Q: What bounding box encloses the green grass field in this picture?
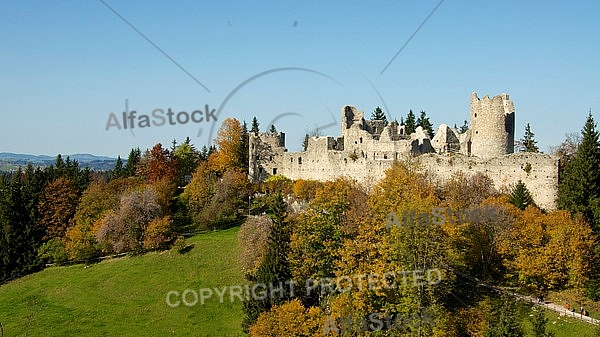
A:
[0,227,245,337]
[521,307,598,336]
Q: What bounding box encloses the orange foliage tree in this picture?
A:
[38,177,80,240]
[147,143,177,183]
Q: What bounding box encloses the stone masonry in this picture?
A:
[248,93,559,210]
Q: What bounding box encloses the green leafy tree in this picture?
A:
[251,116,260,135]
[267,124,277,136]
[519,123,539,152]
[173,140,199,185]
[509,180,535,210]
[558,113,600,231]
[416,110,434,138]
[371,106,388,125]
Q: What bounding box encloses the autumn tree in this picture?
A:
[248,299,325,337]
[38,177,80,240]
[440,171,497,209]
[289,179,355,299]
[331,163,454,334]
[194,168,248,229]
[180,161,216,219]
[498,207,595,291]
[292,179,323,201]
[208,118,244,174]
[147,143,178,183]
[96,186,163,253]
[238,215,272,275]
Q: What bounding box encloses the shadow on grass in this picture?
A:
[179,244,195,254]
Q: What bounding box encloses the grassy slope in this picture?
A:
[0,227,245,337]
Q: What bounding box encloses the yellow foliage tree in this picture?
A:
[331,163,454,335]
[499,205,595,291]
[248,299,325,337]
[208,118,244,174]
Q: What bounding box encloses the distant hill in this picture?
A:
[0,152,117,172]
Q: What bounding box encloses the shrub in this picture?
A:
[172,235,187,253]
[238,216,272,275]
[38,239,68,264]
[143,216,174,251]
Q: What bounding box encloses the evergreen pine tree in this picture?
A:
[208,145,217,156]
[124,148,141,177]
[242,193,292,332]
[520,123,539,152]
[237,121,250,173]
[509,180,534,210]
[416,110,434,138]
[530,309,555,337]
[200,145,209,161]
[268,124,277,136]
[459,120,469,134]
[371,106,388,125]
[251,117,260,135]
[113,156,123,179]
[302,134,309,151]
[558,112,600,230]
[405,110,417,134]
[486,294,523,337]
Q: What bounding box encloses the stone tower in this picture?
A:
[469,92,515,159]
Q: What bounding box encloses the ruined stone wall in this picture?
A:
[249,132,287,182]
[417,152,559,210]
[470,93,515,159]
[248,93,559,210]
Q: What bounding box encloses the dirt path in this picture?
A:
[448,265,600,325]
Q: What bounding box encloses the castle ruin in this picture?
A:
[249,92,559,210]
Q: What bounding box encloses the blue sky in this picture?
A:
[1,0,598,157]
